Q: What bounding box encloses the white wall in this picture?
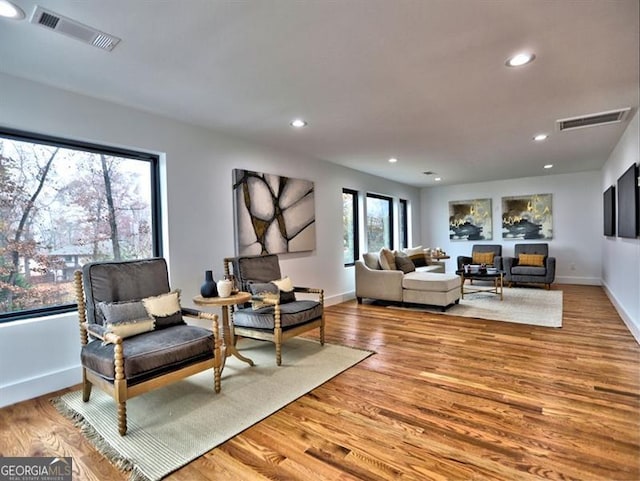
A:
[601,111,640,342]
[420,170,602,285]
[0,73,421,407]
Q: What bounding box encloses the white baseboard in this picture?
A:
[0,365,81,408]
[602,282,640,345]
[325,291,356,306]
[555,276,601,285]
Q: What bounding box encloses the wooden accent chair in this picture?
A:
[223,254,324,366]
[74,258,222,435]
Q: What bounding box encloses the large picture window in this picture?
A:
[342,189,359,266]
[366,193,393,252]
[399,198,408,250]
[0,128,161,322]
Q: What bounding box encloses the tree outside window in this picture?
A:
[366,193,393,252]
[0,130,159,321]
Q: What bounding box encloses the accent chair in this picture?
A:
[75,258,222,435]
[503,243,556,289]
[457,244,503,271]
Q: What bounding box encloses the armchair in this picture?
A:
[223,254,324,366]
[457,244,503,271]
[503,243,555,289]
[75,258,222,435]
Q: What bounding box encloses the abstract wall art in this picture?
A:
[233,169,316,255]
[616,163,639,238]
[501,193,553,239]
[449,198,493,241]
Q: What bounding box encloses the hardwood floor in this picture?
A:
[1,284,638,480]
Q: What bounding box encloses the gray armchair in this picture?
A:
[223,254,324,366]
[457,244,503,271]
[503,243,556,289]
[75,258,222,435]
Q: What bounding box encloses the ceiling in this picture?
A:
[1,0,638,187]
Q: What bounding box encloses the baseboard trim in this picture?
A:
[602,281,640,345]
[325,291,356,306]
[0,365,81,408]
[555,276,601,285]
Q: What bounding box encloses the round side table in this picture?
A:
[193,292,254,368]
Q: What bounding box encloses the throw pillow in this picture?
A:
[271,276,296,303]
[394,254,416,273]
[98,299,148,325]
[472,251,495,265]
[105,318,155,340]
[402,245,426,267]
[379,247,397,270]
[518,253,545,267]
[248,281,294,308]
[142,290,184,328]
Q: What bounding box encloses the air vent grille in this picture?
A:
[38,11,59,29]
[30,6,121,51]
[557,108,631,132]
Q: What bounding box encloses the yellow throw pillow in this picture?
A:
[472,251,494,265]
[518,253,545,267]
[379,247,397,270]
[105,318,155,340]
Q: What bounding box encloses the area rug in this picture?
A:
[387,287,562,327]
[53,338,372,481]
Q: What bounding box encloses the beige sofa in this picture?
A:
[355,251,461,310]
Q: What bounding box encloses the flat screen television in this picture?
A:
[603,185,615,236]
[617,163,639,238]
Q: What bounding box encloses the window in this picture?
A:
[0,128,161,322]
[342,189,359,266]
[399,198,408,250]
[366,193,393,251]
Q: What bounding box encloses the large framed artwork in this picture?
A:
[233,169,316,255]
[617,163,639,238]
[603,185,616,237]
[502,193,553,240]
[449,198,493,241]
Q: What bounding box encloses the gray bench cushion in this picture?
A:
[81,325,214,383]
[233,300,323,329]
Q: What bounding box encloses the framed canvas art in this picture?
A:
[233,169,316,255]
[603,185,616,237]
[617,163,638,238]
[449,198,493,241]
[502,193,553,239]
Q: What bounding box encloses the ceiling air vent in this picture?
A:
[556,108,631,132]
[30,6,121,51]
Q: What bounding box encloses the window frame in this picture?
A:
[0,127,162,323]
[342,188,360,267]
[365,192,394,251]
[399,198,408,250]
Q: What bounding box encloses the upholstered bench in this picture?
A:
[402,272,461,311]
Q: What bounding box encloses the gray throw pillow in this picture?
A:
[98,300,148,324]
[248,281,296,304]
[395,254,416,273]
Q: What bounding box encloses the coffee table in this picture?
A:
[456,269,504,301]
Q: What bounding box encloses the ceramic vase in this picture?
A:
[200,270,218,298]
[217,278,233,298]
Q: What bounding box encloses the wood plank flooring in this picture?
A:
[1,284,638,480]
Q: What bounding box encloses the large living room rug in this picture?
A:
[53,338,372,481]
[387,287,562,328]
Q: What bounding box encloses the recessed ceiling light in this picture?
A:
[533,134,549,141]
[290,119,307,128]
[434,177,442,182]
[544,164,553,169]
[388,157,398,163]
[505,52,536,67]
[0,0,25,19]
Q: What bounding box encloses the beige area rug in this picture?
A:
[54,338,372,481]
[387,287,562,328]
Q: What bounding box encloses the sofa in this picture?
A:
[355,249,461,310]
